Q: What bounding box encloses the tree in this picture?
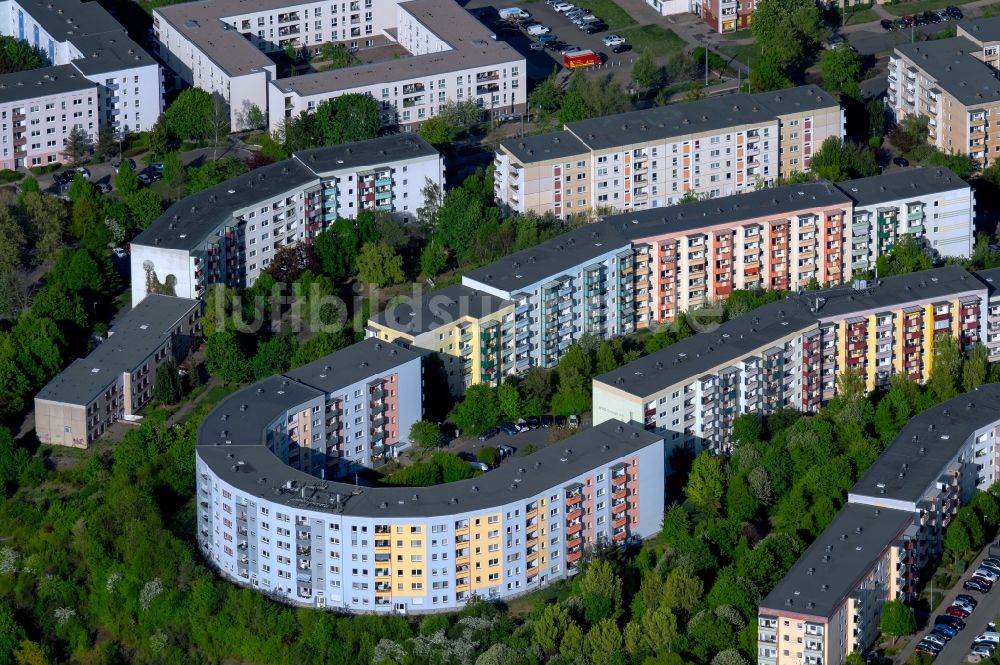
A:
[558,88,592,123]
[964,343,988,393]
[313,217,361,282]
[750,0,826,71]
[595,341,619,374]
[146,115,170,157]
[584,619,622,665]
[578,558,622,623]
[0,36,45,73]
[250,335,295,380]
[289,329,354,367]
[162,151,186,198]
[475,643,524,665]
[420,241,448,277]
[928,333,962,403]
[0,602,25,665]
[438,101,482,133]
[662,566,704,616]
[318,42,351,68]
[313,94,381,146]
[125,190,163,230]
[972,491,1000,529]
[809,137,878,181]
[875,234,932,277]
[0,207,25,276]
[498,380,523,420]
[209,93,231,156]
[409,420,442,449]
[477,447,500,467]
[867,99,886,140]
[357,241,404,286]
[241,103,266,131]
[632,50,662,90]
[686,453,725,516]
[153,358,184,404]
[533,604,571,655]
[114,159,139,197]
[449,384,500,436]
[880,600,917,641]
[560,622,585,663]
[819,46,862,100]
[416,178,444,229]
[186,158,249,195]
[63,126,91,164]
[836,368,865,405]
[95,125,117,160]
[165,87,215,141]
[529,71,564,113]
[417,117,456,146]
[205,329,252,384]
[749,51,792,93]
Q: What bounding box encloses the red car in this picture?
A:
[946,605,971,619]
[902,14,915,25]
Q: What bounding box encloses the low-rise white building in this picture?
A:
[129,134,443,306]
[153,0,525,131]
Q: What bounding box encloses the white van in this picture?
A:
[977,632,1000,644]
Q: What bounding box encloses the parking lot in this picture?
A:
[465,1,640,82]
[895,544,1000,664]
[426,413,594,466]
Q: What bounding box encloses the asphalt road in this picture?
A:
[895,546,1000,665]
[844,15,967,56]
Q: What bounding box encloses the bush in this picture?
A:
[477,447,500,467]
[0,169,23,182]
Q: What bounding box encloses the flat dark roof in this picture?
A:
[133,136,441,252]
[563,86,837,151]
[35,295,199,405]
[499,131,590,164]
[0,65,94,104]
[603,181,851,241]
[283,338,422,394]
[70,32,157,74]
[197,418,661,518]
[370,284,510,335]
[132,159,315,251]
[851,383,1000,504]
[17,0,123,41]
[896,37,1000,107]
[596,266,985,397]
[837,167,968,207]
[760,503,914,619]
[294,134,438,173]
[462,223,631,294]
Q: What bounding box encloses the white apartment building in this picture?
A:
[129,134,443,306]
[494,85,844,218]
[0,65,96,169]
[0,0,162,134]
[153,0,526,131]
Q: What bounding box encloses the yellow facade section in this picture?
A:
[470,513,502,591]
[390,523,428,597]
[865,314,877,391]
[950,299,960,340]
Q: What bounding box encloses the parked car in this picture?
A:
[972,641,997,654]
[525,416,541,429]
[568,414,580,428]
[582,22,607,33]
[149,162,165,173]
[937,615,966,631]
[603,34,624,46]
[553,2,575,11]
[965,578,991,592]
[112,247,127,258]
[147,170,162,182]
[913,12,928,25]
[469,461,490,472]
[923,633,947,647]
[112,158,135,173]
[975,568,999,582]
[541,415,553,427]
[545,41,566,50]
[498,444,516,458]
[96,182,111,194]
[934,624,958,639]
[611,43,631,53]
[977,632,1000,645]
[526,23,551,35]
[916,640,942,655]
[947,5,963,19]
[926,10,942,23]
[137,172,151,185]
[479,427,498,441]
[956,594,979,608]
[893,157,909,167]
[953,598,976,612]
[530,42,544,50]
[948,605,972,618]
[499,422,520,436]
[538,34,557,42]
[880,18,895,30]
[75,166,90,179]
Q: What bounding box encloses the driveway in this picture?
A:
[894,546,1000,665]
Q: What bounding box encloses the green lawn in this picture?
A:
[720,42,763,67]
[841,5,881,24]
[576,0,637,30]
[618,25,685,57]
[884,0,975,16]
[984,1,1000,16]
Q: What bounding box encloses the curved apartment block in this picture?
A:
[196,340,665,612]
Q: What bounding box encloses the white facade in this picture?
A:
[130,135,443,306]
[0,0,162,133]
[154,0,525,131]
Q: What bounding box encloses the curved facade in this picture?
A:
[196,342,665,612]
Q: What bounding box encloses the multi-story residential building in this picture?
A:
[366,284,513,395]
[888,16,1000,166]
[839,167,975,266]
[153,0,525,131]
[979,268,1000,360]
[197,404,664,611]
[593,266,990,453]
[0,65,97,170]
[494,85,844,218]
[34,295,200,448]
[219,338,423,475]
[462,223,636,371]
[0,0,162,135]
[129,134,442,306]
[759,383,1000,665]
[603,181,854,326]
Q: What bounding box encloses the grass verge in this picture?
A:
[720,42,763,67]
[841,6,880,24]
[618,24,685,57]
